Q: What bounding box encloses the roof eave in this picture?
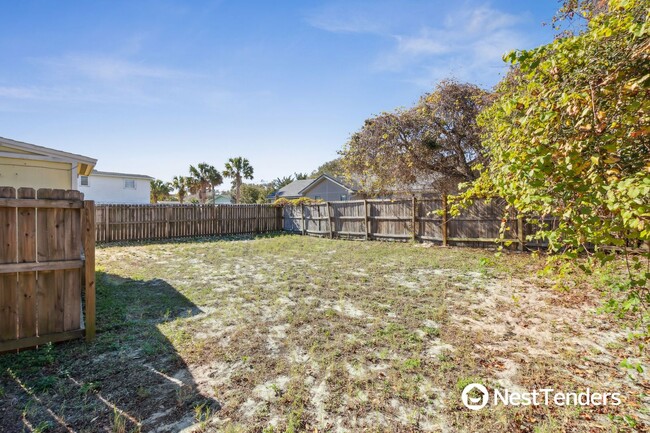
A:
[91,170,154,180]
[0,136,97,165]
[298,174,356,194]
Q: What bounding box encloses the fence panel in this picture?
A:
[287,197,529,249]
[369,199,412,240]
[331,201,365,238]
[419,199,445,243]
[283,206,302,232]
[446,198,518,246]
[0,187,95,352]
[303,204,328,235]
[96,203,282,242]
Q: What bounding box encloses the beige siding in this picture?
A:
[0,156,73,190]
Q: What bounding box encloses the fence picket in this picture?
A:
[17,188,37,339]
[282,197,526,248]
[0,187,17,342]
[93,204,283,242]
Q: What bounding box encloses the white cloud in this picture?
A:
[469,29,524,65]
[0,85,84,102]
[462,6,523,33]
[0,53,246,111]
[0,83,160,105]
[0,53,204,108]
[37,54,192,82]
[306,12,385,34]
[0,86,41,100]
[396,34,450,56]
[380,6,528,79]
[308,1,531,87]
[304,1,398,34]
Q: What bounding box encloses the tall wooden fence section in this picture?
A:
[283,198,548,250]
[95,204,283,243]
[0,187,95,352]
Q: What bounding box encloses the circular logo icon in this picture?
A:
[462,383,489,410]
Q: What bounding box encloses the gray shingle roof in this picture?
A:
[273,179,314,198]
[268,175,359,199]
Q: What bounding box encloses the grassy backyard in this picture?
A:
[1,234,648,432]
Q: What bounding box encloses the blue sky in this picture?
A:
[0,0,559,183]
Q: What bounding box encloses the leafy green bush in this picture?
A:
[458,0,649,337]
[272,197,323,207]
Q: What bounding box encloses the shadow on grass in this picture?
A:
[0,271,219,432]
[96,231,291,249]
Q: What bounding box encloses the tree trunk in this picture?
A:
[235,175,242,204]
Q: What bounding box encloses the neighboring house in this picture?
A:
[268,174,359,202]
[0,136,96,190]
[214,194,233,204]
[181,192,232,204]
[79,170,154,204]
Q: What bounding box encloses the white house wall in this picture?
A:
[79,175,151,204]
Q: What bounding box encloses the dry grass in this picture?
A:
[1,234,648,432]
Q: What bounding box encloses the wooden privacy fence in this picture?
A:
[95,204,283,242]
[0,187,95,352]
[283,198,552,250]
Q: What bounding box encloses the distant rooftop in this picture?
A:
[91,170,154,180]
[269,174,358,199]
[272,179,314,198]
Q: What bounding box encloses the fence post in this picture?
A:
[315,204,321,234]
[256,204,261,233]
[364,199,369,240]
[326,202,333,239]
[442,194,448,247]
[214,205,219,235]
[166,206,172,238]
[104,205,110,242]
[83,200,96,342]
[411,196,417,241]
[194,206,199,237]
[517,215,525,252]
[301,204,306,236]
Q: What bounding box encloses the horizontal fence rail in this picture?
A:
[95,203,283,242]
[283,198,556,250]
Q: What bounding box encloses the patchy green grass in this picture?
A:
[1,234,648,432]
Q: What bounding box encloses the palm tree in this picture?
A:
[171,176,189,204]
[272,176,293,191]
[188,163,223,204]
[223,157,254,204]
[150,179,171,204]
[294,172,309,180]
